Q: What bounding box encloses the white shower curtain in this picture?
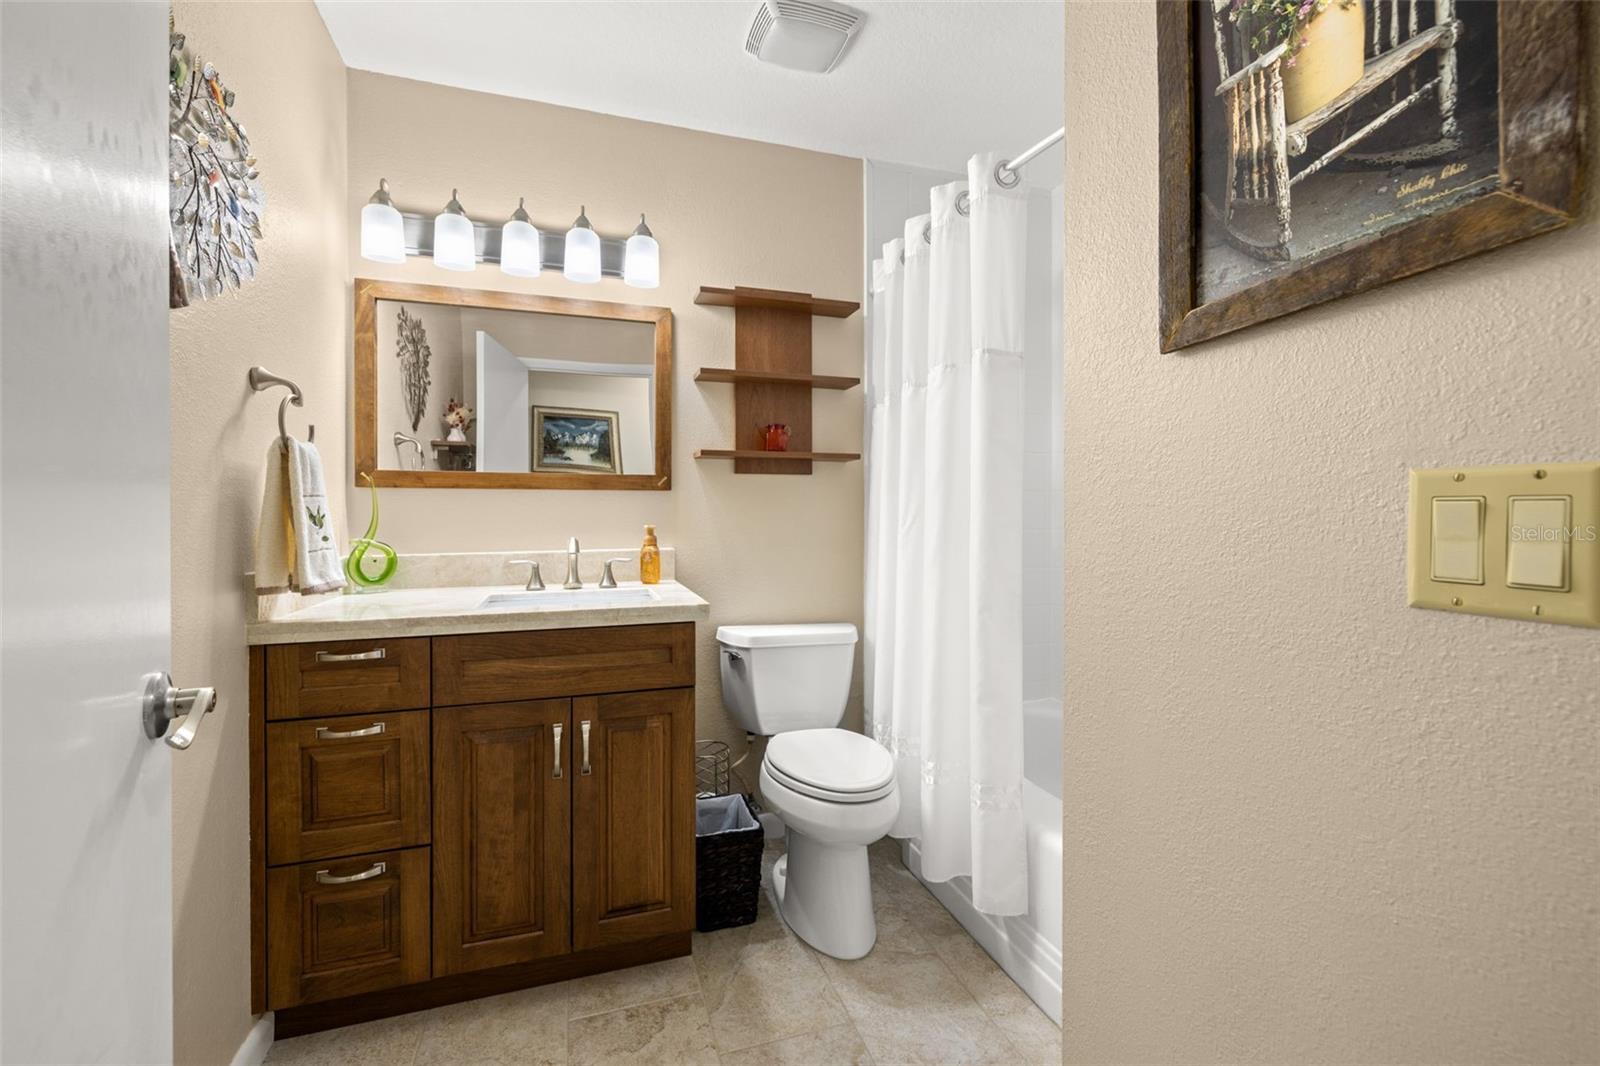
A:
[865,153,1029,916]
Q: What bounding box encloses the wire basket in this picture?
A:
[696,739,731,798]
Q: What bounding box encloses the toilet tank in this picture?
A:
[716,623,858,735]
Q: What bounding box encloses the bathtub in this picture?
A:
[900,697,1062,1023]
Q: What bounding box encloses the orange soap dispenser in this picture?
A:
[639,524,661,585]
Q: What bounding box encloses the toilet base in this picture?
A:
[773,830,877,959]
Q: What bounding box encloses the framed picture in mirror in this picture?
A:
[353,279,672,490]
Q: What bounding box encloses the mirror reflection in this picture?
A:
[375,299,657,476]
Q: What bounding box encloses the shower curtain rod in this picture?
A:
[997,126,1065,184]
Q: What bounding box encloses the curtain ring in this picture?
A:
[955,190,970,217]
[922,222,932,245]
[994,159,1021,189]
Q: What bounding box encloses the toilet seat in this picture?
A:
[763,728,895,804]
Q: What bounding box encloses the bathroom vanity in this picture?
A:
[246,571,709,1035]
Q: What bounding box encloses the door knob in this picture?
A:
[142,673,217,749]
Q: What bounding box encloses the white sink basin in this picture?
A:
[476,587,658,611]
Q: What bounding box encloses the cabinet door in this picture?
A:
[573,689,696,950]
[433,699,571,975]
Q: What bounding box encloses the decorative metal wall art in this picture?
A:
[169,25,263,307]
[394,306,432,432]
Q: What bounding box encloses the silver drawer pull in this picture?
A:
[580,720,592,776]
[315,648,387,663]
[314,861,386,885]
[315,722,386,740]
[552,722,564,779]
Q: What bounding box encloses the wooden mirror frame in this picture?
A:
[354,279,672,490]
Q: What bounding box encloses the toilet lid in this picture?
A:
[764,729,895,799]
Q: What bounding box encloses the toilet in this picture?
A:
[717,623,898,960]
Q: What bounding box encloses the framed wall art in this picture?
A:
[1158,0,1585,351]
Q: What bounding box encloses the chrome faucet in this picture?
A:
[563,537,583,589]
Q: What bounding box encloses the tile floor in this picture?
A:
[266,839,1061,1065]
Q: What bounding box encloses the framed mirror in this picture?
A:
[354,279,672,490]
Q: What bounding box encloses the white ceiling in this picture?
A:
[314,1,1064,185]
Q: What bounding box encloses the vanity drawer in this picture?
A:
[267,847,430,1010]
[266,637,429,720]
[266,710,430,865]
[433,623,695,706]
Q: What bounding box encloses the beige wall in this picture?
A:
[1063,4,1599,1064]
[167,2,348,1062]
[347,72,867,745]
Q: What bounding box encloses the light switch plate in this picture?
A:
[1408,462,1600,628]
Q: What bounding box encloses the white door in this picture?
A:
[476,331,531,471]
[1,2,177,1062]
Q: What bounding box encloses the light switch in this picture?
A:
[1430,496,1484,584]
[1506,495,1571,591]
[1410,463,1598,628]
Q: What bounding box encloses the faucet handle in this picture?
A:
[509,559,545,591]
[599,558,630,589]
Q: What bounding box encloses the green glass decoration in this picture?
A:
[345,473,397,589]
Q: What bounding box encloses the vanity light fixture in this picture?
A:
[500,198,542,278]
[357,182,657,283]
[359,179,405,264]
[563,205,602,284]
[623,214,660,289]
[432,189,476,271]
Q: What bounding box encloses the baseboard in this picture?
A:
[902,839,1063,1025]
[274,931,691,1038]
[229,1014,273,1066]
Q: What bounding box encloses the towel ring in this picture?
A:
[248,366,314,449]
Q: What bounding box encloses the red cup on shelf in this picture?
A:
[760,423,791,452]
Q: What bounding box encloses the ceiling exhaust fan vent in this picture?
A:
[745,0,864,74]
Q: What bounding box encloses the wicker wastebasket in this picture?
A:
[694,793,764,932]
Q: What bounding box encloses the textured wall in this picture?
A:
[1063,4,1600,1063]
[346,72,866,745]
[167,2,349,1062]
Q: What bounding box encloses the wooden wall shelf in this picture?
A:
[694,286,860,319]
[694,449,860,463]
[695,284,861,475]
[694,367,859,390]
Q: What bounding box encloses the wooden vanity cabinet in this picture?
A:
[251,622,697,1034]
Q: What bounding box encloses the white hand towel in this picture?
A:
[285,438,346,595]
[254,442,292,594]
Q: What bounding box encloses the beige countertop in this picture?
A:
[246,579,709,645]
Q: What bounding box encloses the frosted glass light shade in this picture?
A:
[564,225,602,283]
[500,219,542,277]
[623,233,659,289]
[433,211,476,271]
[360,201,406,264]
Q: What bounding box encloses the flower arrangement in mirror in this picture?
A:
[168,19,263,306]
[443,399,475,443]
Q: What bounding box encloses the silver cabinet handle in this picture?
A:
[315,722,386,740]
[552,722,564,779]
[315,648,387,663]
[580,720,592,776]
[141,673,217,750]
[314,861,386,885]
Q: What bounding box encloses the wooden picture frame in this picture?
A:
[531,406,621,475]
[1158,0,1585,352]
[354,279,672,490]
